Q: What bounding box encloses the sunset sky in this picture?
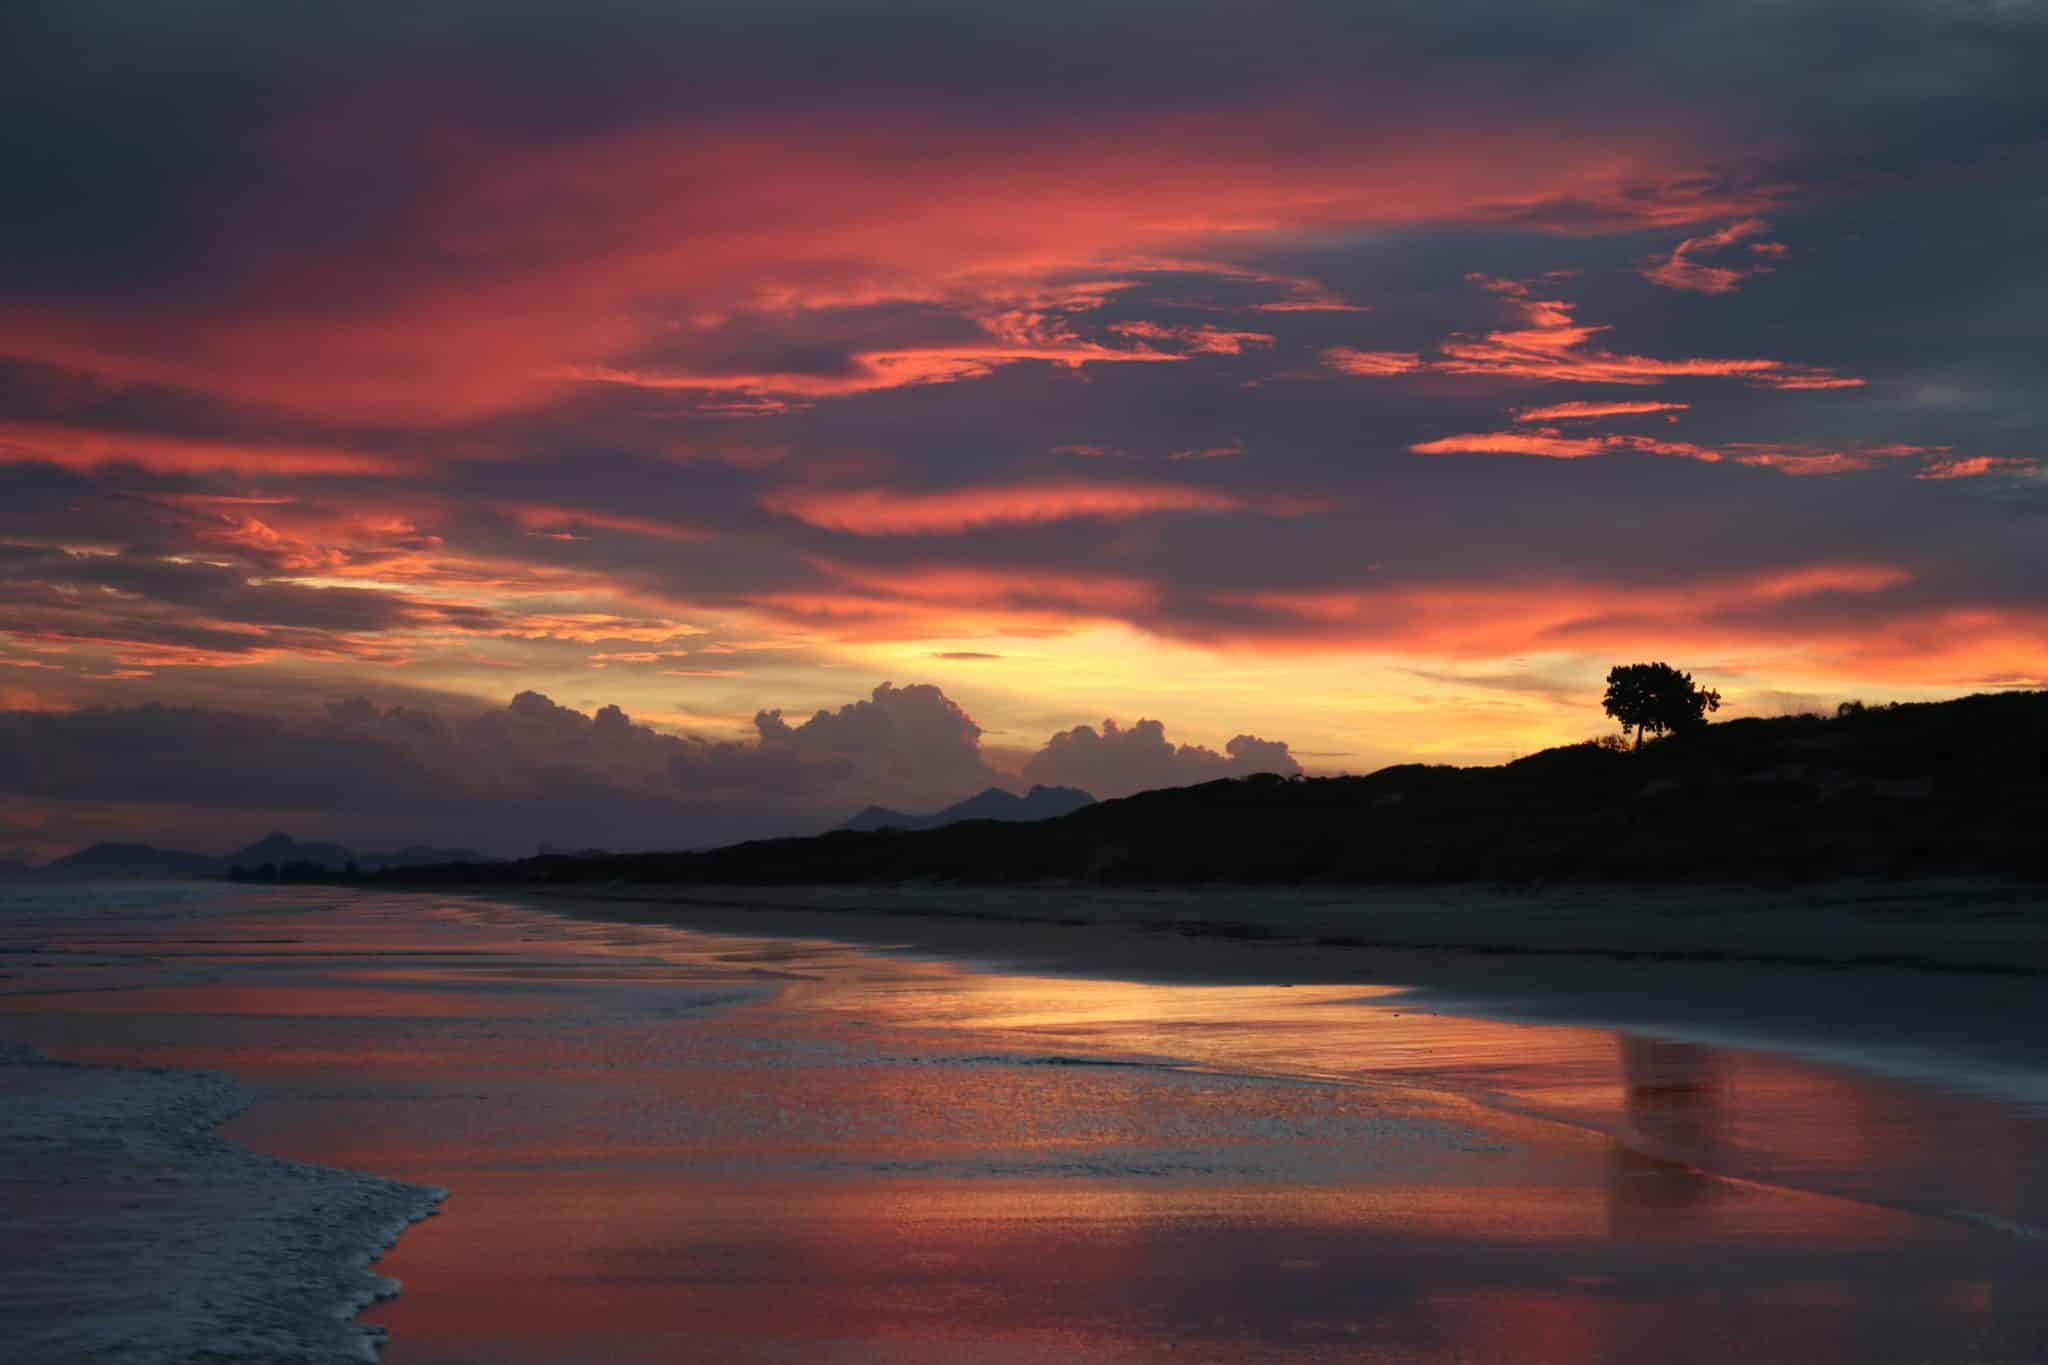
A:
[2,2,2044,859]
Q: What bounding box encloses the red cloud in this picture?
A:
[0,420,404,477]
[0,106,1775,424]
[1640,218,1786,294]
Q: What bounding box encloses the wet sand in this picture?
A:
[4,883,2046,1363]
[509,879,2048,1108]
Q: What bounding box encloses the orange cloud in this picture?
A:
[759,481,1247,534]
[1192,563,2048,683]
[1640,218,1786,294]
[1412,429,1963,477]
[1435,294,1855,388]
[1514,401,1689,422]
[567,338,1183,402]
[493,614,706,644]
[1333,279,1859,391]
[1410,430,1720,461]
[1914,455,2040,480]
[1724,443,1935,476]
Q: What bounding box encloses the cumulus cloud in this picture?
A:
[0,691,852,860]
[755,682,1000,810]
[1,683,1306,859]
[1021,717,1302,799]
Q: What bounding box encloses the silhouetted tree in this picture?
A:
[1603,662,1721,749]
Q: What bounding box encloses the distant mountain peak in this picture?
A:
[838,784,1094,834]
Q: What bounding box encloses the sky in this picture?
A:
[1,1,2044,860]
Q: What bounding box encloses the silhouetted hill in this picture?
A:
[37,843,221,880]
[224,832,355,873]
[357,845,484,872]
[0,859,35,879]
[32,832,484,881]
[840,785,1095,833]
[374,691,2048,888]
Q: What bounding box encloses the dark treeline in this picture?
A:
[372,691,2048,888]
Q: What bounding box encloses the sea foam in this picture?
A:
[1,1042,445,1364]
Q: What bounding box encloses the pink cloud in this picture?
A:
[1322,348,1425,375]
[759,481,1248,535]
[1640,218,1786,294]
[1107,322,1276,355]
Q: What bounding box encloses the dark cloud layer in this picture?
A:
[0,685,1302,861]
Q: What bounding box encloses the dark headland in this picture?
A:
[378,690,2048,889]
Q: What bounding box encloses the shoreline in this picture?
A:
[0,1042,444,1365]
[485,878,2048,1111]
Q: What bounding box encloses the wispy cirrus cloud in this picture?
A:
[1914,455,2040,480]
[1106,322,1276,355]
[1322,348,1427,376]
[1640,218,1788,294]
[1410,430,1720,461]
[1412,429,1967,478]
[1324,275,1858,390]
[1514,400,1690,422]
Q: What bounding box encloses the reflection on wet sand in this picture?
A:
[1,888,2043,1364]
[1606,1038,1728,1236]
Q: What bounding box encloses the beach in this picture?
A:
[517,878,2048,1106]
[3,879,2045,1362]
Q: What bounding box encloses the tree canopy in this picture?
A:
[1603,662,1721,749]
